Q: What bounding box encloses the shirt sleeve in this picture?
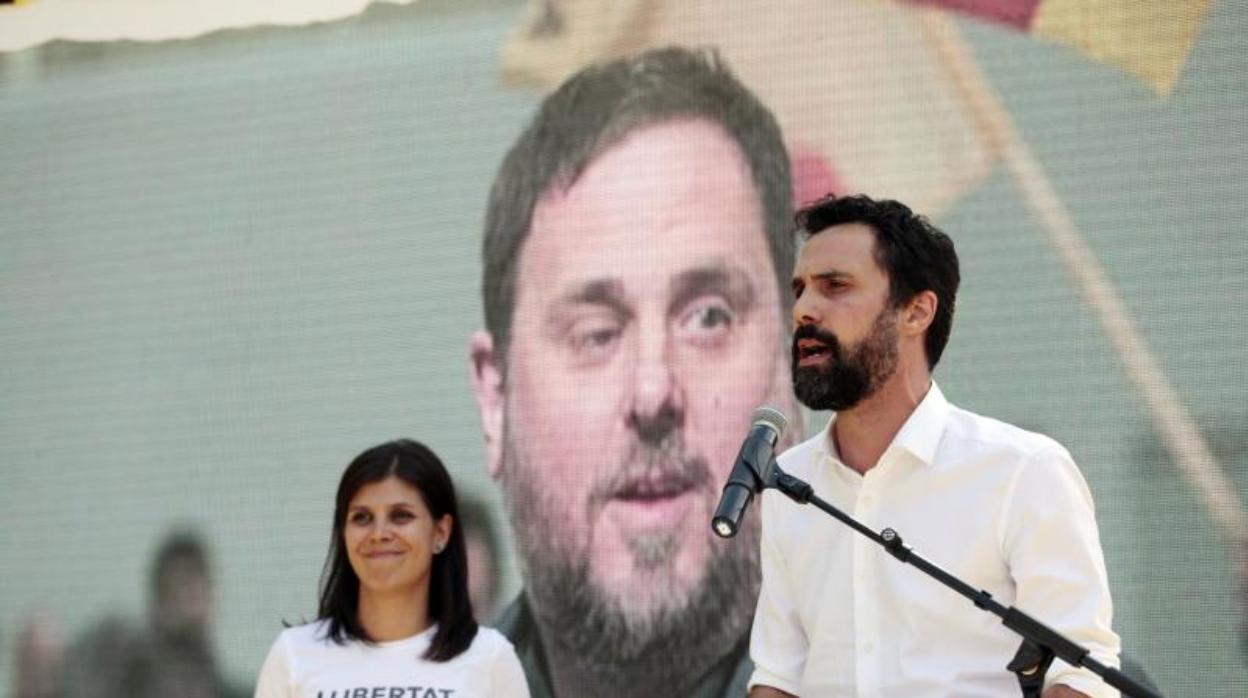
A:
[748,490,808,695]
[253,632,295,698]
[489,632,533,698]
[1000,446,1122,698]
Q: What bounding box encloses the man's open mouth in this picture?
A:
[797,338,832,361]
[614,474,696,502]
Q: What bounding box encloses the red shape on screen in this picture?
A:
[791,147,848,209]
[904,0,1041,30]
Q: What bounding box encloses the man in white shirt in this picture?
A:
[749,194,1121,697]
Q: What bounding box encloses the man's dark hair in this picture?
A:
[482,46,794,370]
[318,439,477,661]
[796,193,960,369]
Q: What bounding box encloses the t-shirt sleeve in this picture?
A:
[253,632,295,698]
[488,632,532,698]
[1000,446,1122,698]
[748,490,808,695]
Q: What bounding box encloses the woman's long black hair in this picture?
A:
[317,439,478,661]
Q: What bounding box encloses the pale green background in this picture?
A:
[2,1,1246,695]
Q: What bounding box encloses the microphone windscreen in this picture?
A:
[751,405,789,439]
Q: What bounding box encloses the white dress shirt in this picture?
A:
[749,383,1120,697]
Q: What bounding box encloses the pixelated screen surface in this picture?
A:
[2,1,1245,695]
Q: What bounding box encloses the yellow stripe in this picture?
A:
[1033,0,1212,95]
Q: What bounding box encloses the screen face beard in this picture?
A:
[497,433,761,696]
[791,308,900,412]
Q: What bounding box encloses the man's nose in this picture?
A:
[627,326,685,445]
[793,288,820,327]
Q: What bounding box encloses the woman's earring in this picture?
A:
[433,542,444,554]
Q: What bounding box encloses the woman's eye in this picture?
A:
[349,512,371,525]
[391,510,414,523]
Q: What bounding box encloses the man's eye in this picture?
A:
[568,318,622,356]
[677,300,736,345]
[691,305,733,329]
[821,279,846,294]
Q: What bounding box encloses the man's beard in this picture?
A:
[792,307,900,411]
[498,426,761,694]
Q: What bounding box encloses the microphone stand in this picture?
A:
[755,460,1160,698]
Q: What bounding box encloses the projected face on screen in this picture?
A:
[472,116,794,671]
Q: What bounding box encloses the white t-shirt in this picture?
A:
[749,383,1121,697]
[254,621,530,698]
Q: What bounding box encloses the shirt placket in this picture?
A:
[853,459,886,698]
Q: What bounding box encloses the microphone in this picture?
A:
[712,406,789,538]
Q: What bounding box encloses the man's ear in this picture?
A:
[469,330,506,480]
[902,290,937,337]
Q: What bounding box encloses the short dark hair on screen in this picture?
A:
[481,46,794,370]
[150,530,209,602]
[317,439,477,661]
[796,193,960,369]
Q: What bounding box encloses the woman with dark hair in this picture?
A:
[254,439,528,697]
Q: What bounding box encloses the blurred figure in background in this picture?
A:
[1239,541,1248,661]
[13,612,65,698]
[59,529,246,698]
[459,496,506,622]
[140,530,237,697]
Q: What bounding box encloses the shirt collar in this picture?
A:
[891,381,950,466]
[817,381,950,468]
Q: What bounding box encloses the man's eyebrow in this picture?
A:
[548,278,632,317]
[794,270,851,284]
[668,263,757,314]
[792,270,851,295]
